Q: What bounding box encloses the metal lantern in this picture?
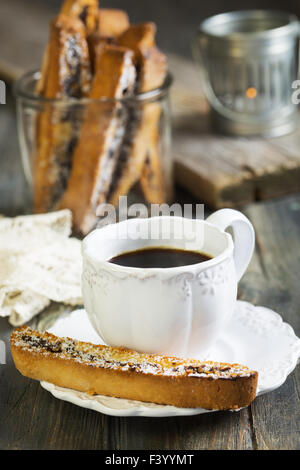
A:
[193,10,300,136]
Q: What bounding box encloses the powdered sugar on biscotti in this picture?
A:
[11,326,256,380]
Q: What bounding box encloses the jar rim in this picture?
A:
[14,70,173,105]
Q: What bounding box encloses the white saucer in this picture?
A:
[40,301,300,417]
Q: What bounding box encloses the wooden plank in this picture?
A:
[173,112,300,208]
[240,195,300,450]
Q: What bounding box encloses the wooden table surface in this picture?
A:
[0,85,300,450]
[0,0,300,451]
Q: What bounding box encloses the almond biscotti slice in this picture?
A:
[57,45,136,235]
[34,15,91,214]
[137,45,170,204]
[10,326,258,410]
[87,35,117,73]
[38,14,91,100]
[97,8,130,37]
[108,23,168,206]
[135,43,169,204]
[88,8,130,71]
[139,109,167,205]
[118,23,167,93]
[60,0,99,32]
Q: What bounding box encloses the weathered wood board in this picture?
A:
[1,1,300,209]
[169,56,300,208]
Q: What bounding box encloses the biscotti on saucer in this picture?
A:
[10,326,258,410]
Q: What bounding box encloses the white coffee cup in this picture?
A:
[82,209,254,357]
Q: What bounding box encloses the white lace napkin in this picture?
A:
[0,210,82,326]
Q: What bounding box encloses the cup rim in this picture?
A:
[14,70,173,105]
[197,9,299,42]
[82,216,234,275]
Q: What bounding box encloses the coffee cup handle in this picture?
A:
[206,209,255,281]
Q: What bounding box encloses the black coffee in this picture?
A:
[109,247,212,269]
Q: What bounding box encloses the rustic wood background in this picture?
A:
[0,0,300,450]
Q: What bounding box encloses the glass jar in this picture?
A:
[15,70,173,234]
